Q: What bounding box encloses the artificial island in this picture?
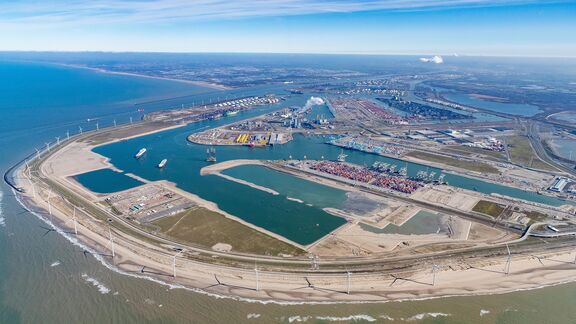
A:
[6,68,576,303]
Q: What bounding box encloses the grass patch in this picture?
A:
[524,210,548,223]
[504,135,558,172]
[504,135,533,166]
[472,200,506,217]
[405,151,500,174]
[443,146,507,161]
[153,207,305,256]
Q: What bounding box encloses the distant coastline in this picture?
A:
[56,63,233,91]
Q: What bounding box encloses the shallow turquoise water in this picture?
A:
[360,210,446,235]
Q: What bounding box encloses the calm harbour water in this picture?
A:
[1,60,576,323]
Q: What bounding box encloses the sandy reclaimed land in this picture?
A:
[16,172,576,303]
[19,130,576,303]
[200,159,266,175]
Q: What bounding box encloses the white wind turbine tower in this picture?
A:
[35,148,40,159]
[72,206,78,235]
[113,119,117,127]
[96,122,99,131]
[432,263,439,286]
[108,226,115,259]
[28,178,36,199]
[254,263,260,292]
[45,142,50,152]
[504,244,512,275]
[173,249,184,278]
[24,161,36,199]
[129,117,133,124]
[55,136,60,146]
[78,126,83,134]
[346,271,351,295]
[66,130,70,140]
[47,189,53,220]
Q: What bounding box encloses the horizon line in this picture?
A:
[1,50,575,59]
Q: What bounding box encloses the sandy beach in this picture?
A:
[15,177,576,303]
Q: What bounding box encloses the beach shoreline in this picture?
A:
[54,63,233,91]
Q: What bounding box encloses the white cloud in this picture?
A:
[0,0,566,27]
[420,55,444,64]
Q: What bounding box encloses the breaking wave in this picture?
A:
[405,312,450,321]
[0,189,5,227]
[316,315,377,322]
[82,273,111,294]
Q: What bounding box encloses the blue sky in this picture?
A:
[0,0,574,56]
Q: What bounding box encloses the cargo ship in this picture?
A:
[134,148,147,159]
[157,159,168,168]
[224,110,239,117]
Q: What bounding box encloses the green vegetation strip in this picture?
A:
[504,135,557,172]
[152,207,305,256]
[524,210,548,223]
[443,146,507,161]
[405,151,500,174]
[473,200,505,217]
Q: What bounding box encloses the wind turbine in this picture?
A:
[505,244,511,275]
[129,117,133,124]
[66,130,70,140]
[26,171,36,198]
[108,226,115,259]
[45,142,50,152]
[255,266,260,292]
[35,148,40,159]
[47,189,53,220]
[432,263,439,286]
[173,249,184,278]
[78,126,83,134]
[96,122,99,131]
[55,136,60,145]
[73,206,78,235]
[346,271,351,295]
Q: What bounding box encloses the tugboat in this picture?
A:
[157,159,168,168]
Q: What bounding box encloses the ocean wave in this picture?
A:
[316,314,377,322]
[405,312,450,321]
[288,315,311,323]
[0,189,5,227]
[246,313,261,319]
[379,315,394,321]
[82,274,111,294]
